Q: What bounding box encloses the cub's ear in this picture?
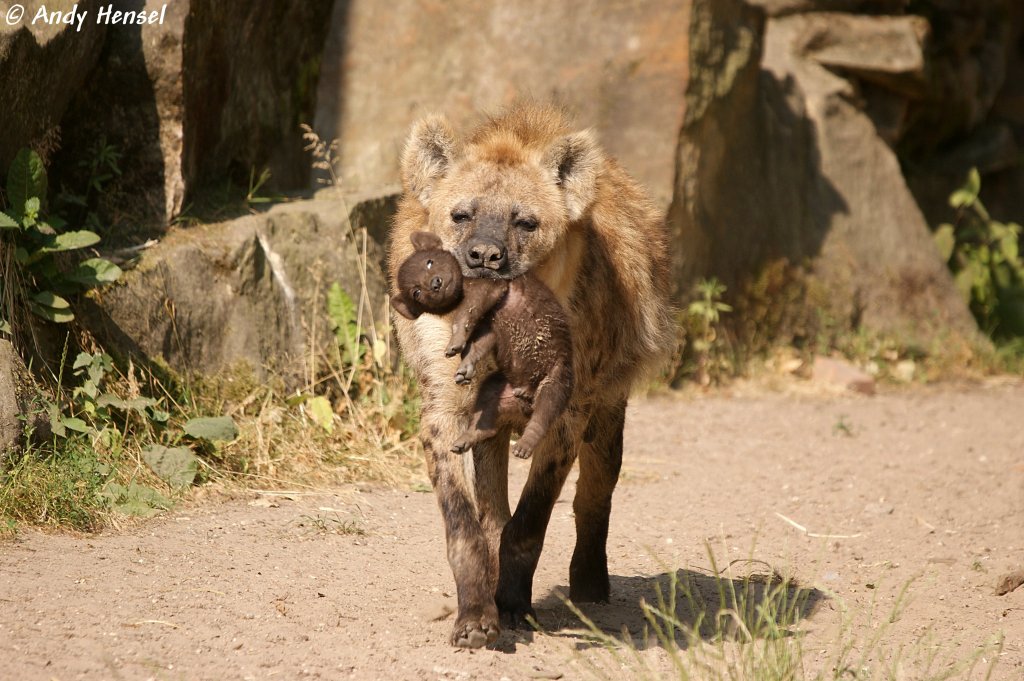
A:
[390,294,422,320]
[401,114,459,205]
[543,130,603,222]
[410,230,444,251]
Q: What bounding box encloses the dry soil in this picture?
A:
[2,383,1023,680]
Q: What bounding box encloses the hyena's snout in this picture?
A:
[465,236,507,271]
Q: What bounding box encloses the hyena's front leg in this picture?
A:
[495,422,577,629]
[420,410,500,648]
[569,399,626,603]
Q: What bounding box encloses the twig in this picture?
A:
[129,619,179,629]
[774,511,862,539]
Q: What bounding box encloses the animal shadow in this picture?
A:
[530,567,826,652]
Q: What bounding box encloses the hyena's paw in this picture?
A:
[498,604,537,631]
[450,610,500,649]
[496,590,537,631]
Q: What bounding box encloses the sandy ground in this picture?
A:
[2,383,1023,680]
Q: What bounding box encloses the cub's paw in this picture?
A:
[444,338,466,358]
[450,613,500,649]
[512,386,533,401]
[454,362,476,385]
[510,442,533,460]
[451,436,472,454]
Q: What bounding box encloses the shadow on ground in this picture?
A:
[507,568,825,653]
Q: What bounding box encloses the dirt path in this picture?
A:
[3,384,1024,680]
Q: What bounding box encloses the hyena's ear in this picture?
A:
[410,231,444,251]
[543,130,603,222]
[401,115,459,205]
[390,294,423,320]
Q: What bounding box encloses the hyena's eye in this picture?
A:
[515,217,538,232]
[412,289,422,301]
[451,210,472,224]
[426,259,433,269]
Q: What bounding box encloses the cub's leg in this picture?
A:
[451,373,507,453]
[510,361,572,460]
[454,324,497,385]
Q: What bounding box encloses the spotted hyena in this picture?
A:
[387,103,674,648]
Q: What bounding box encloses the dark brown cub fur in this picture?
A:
[391,231,574,460]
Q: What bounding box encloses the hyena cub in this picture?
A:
[391,231,573,460]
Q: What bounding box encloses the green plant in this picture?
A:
[687,278,733,386]
[245,166,274,207]
[934,168,1024,339]
[0,148,122,328]
[558,548,1002,681]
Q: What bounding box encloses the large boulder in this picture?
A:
[669,0,980,347]
[53,0,336,231]
[313,0,691,207]
[83,200,388,385]
[0,0,106,172]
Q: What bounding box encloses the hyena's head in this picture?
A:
[400,106,603,280]
[391,231,465,320]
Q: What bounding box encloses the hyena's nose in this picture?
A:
[430,276,442,291]
[466,237,507,271]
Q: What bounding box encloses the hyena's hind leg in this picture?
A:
[510,361,572,460]
[569,399,626,603]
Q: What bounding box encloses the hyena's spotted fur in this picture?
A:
[388,103,674,648]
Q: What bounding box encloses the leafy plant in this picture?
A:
[0,148,122,326]
[327,282,364,367]
[934,168,1024,338]
[687,278,733,386]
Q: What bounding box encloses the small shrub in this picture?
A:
[934,168,1024,340]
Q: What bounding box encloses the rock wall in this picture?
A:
[50,0,336,231]
[0,0,107,171]
[313,0,691,208]
[669,0,983,347]
[82,199,388,385]
[4,0,1021,393]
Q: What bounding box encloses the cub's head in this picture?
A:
[400,105,603,280]
[391,231,464,320]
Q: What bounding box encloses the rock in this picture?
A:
[800,13,929,98]
[669,3,981,349]
[54,0,335,230]
[747,0,909,16]
[0,340,48,456]
[182,1,336,192]
[312,0,691,208]
[82,200,388,386]
[812,356,876,395]
[995,569,1024,596]
[0,0,106,172]
[315,186,402,256]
